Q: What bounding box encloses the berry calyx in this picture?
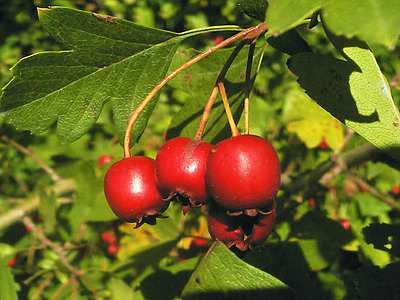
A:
[104,156,168,225]
[206,135,280,211]
[98,154,113,167]
[155,137,212,211]
[101,230,117,245]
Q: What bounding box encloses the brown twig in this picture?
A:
[22,216,84,277]
[347,174,400,211]
[217,81,240,136]
[1,134,61,182]
[123,23,268,157]
[31,273,55,300]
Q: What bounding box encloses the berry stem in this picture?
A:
[244,42,256,135]
[218,81,240,137]
[194,41,246,140]
[123,23,267,157]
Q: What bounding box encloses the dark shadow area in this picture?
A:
[140,269,193,300]
[183,288,296,300]
[363,222,400,257]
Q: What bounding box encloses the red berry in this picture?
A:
[101,231,117,245]
[104,156,168,225]
[245,209,276,246]
[391,185,400,195]
[189,237,210,250]
[339,218,351,231]
[206,135,280,210]
[98,155,113,167]
[213,35,224,45]
[107,243,118,255]
[25,224,33,233]
[207,207,247,250]
[308,198,317,208]
[7,257,16,267]
[207,205,276,251]
[155,137,212,209]
[319,138,329,150]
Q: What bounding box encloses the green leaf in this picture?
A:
[109,278,134,300]
[68,161,116,230]
[0,7,240,144]
[322,0,400,48]
[354,194,391,217]
[167,42,265,142]
[266,0,321,35]
[182,242,294,299]
[38,190,57,234]
[0,260,18,300]
[288,33,400,162]
[237,0,268,21]
[267,29,311,55]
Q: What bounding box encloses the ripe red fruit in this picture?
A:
[7,257,16,267]
[339,218,351,231]
[207,205,276,251]
[107,243,118,255]
[245,209,276,246]
[213,35,224,45]
[155,137,212,210]
[308,198,317,208]
[207,208,247,250]
[189,237,210,251]
[206,135,280,211]
[104,156,168,225]
[101,230,117,245]
[391,185,400,195]
[98,154,113,167]
[319,138,329,150]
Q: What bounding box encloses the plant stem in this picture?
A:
[244,42,256,135]
[123,23,267,157]
[194,41,246,140]
[218,81,240,137]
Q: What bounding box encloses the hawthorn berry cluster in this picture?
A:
[104,134,280,251]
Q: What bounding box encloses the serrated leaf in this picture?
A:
[167,42,265,142]
[283,88,344,149]
[182,242,294,299]
[288,34,400,161]
[0,260,18,300]
[0,7,240,144]
[266,0,321,35]
[237,0,267,21]
[322,0,400,48]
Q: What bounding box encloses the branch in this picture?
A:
[1,134,61,182]
[282,143,385,194]
[23,216,84,277]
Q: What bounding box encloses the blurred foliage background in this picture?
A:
[0,1,400,299]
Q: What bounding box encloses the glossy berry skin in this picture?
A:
[7,257,17,267]
[339,218,351,231]
[104,156,167,224]
[107,244,118,255]
[245,208,276,246]
[207,208,247,250]
[98,154,113,167]
[155,137,212,208]
[206,135,280,210]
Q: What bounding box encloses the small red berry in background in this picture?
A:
[7,257,16,267]
[25,224,33,233]
[339,218,351,231]
[308,198,317,208]
[107,244,118,256]
[319,137,329,150]
[189,237,210,251]
[98,155,113,167]
[391,185,400,195]
[101,230,117,245]
[212,35,224,45]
